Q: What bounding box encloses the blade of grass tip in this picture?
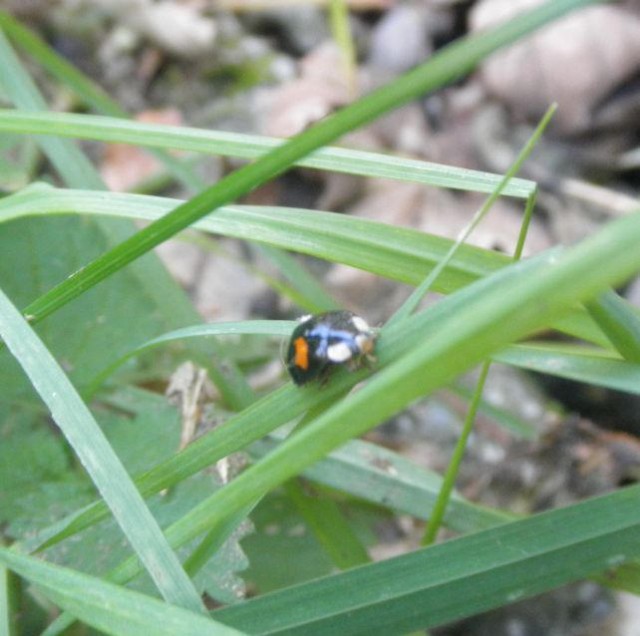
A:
[421,107,554,546]
[586,288,640,363]
[388,104,554,327]
[20,0,599,327]
[329,0,358,97]
[0,285,206,614]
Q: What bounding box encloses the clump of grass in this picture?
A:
[1,1,640,635]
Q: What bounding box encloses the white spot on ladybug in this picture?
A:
[298,314,312,324]
[326,341,353,363]
[351,315,371,333]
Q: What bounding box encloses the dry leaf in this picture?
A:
[100,108,183,191]
[262,42,352,137]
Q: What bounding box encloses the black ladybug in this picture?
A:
[286,310,377,386]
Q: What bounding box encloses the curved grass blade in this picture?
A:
[0,286,205,613]
[0,12,535,197]
[213,484,640,635]
[495,343,640,396]
[0,548,244,636]
[0,109,536,198]
[388,104,553,326]
[0,184,615,347]
[16,0,600,326]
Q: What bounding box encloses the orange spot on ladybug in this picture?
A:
[294,337,309,370]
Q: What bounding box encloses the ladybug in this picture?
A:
[286,310,377,386]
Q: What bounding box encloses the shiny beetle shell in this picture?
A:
[286,310,376,386]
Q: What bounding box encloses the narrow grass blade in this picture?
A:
[329,0,357,96]
[586,288,640,362]
[0,557,20,636]
[284,480,371,570]
[0,548,244,636]
[388,105,553,326]
[0,286,205,613]
[422,361,491,545]
[251,433,511,534]
[0,185,617,347]
[17,0,600,326]
[0,109,535,198]
[419,108,553,544]
[0,31,102,189]
[213,484,640,635]
[495,343,640,396]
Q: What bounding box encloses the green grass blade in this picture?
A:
[251,433,511,533]
[586,288,640,362]
[213,484,640,635]
[0,286,205,613]
[102,211,640,584]
[495,343,640,395]
[16,0,599,325]
[0,11,123,117]
[0,109,535,198]
[328,0,357,96]
[422,361,491,546]
[0,556,20,636]
[0,185,617,347]
[0,548,244,636]
[0,32,102,188]
[389,106,552,326]
[0,11,336,305]
[284,480,371,570]
[419,109,552,544]
[0,10,211,193]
